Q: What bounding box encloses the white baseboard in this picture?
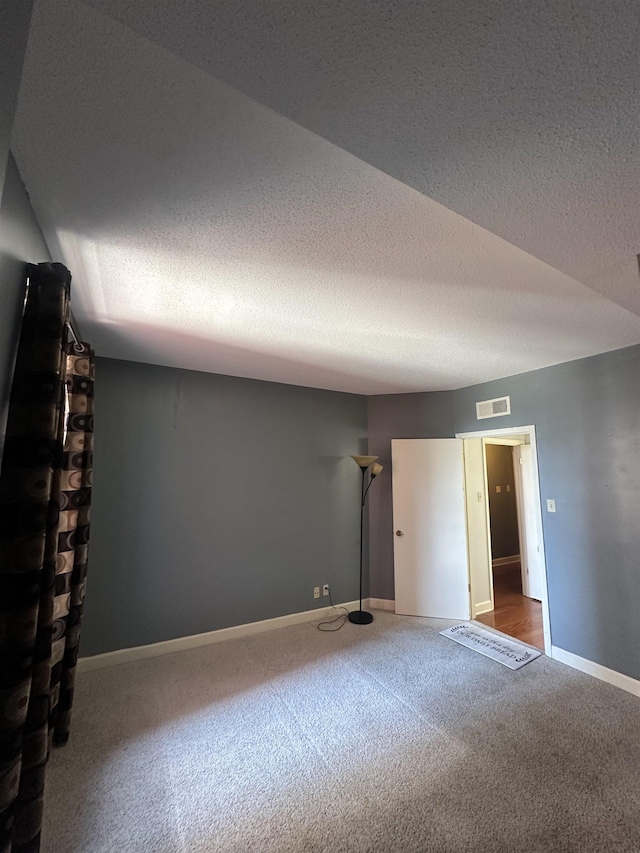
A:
[79,599,360,673]
[492,554,520,566]
[80,611,640,698]
[551,646,640,698]
[368,598,395,611]
[473,600,493,617]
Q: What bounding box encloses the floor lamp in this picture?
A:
[349,455,383,625]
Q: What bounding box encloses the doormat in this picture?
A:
[440,622,542,670]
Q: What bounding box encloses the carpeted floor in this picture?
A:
[43,612,640,852]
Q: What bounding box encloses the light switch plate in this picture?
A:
[546,499,556,513]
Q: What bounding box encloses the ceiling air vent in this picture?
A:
[476,396,511,420]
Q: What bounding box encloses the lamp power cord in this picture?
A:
[316,585,350,632]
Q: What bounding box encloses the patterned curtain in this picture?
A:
[50,342,94,746]
[0,263,94,853]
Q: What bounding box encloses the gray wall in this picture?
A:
[0,0,33,201]
[0,154,51,460]
[83,358,368,655]
[454,345,640,680]
[485,444,519,559]
[367,392,454,601]
[0,0,38,456]
[367,346,640,680]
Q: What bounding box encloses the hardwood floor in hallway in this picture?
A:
[476,567,544,650]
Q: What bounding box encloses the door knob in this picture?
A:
[395,530,403,536]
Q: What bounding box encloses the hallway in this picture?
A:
[476,566,544,650]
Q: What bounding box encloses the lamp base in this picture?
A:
[348,610,374,625]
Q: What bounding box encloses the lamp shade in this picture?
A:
[371,462,383,477]
[351,455,378,469]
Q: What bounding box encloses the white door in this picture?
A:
[515,445,545,600]
[463,438,493,617]
[392,439,470,619]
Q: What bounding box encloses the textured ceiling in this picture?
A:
[82,0,640,318]
[11,0,640,394]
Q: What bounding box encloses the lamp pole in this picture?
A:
[348,456,382,625]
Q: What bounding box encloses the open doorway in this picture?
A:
[476,441,544,649]
[457,425,551,654]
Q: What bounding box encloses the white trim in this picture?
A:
[456,424,551,656]
[458,426,533,440]
[551,646,640,698]
[492,554,520,566]
[473,599,493,617]
[368,598,395,611]
[79,600,360,672]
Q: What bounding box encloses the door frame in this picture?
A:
[456,425,551,654]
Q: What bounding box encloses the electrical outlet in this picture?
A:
[313,586,320,599]
[323,584,330,597]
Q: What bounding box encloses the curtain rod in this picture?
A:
[66,321,80,345]
[24,264,82,344]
